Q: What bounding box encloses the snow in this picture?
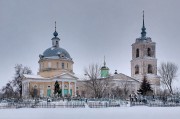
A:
[44,56,59,59]
[23,74,47,79]
[0,107,180,119]
[51,47,55,50]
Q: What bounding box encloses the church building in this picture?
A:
[131,12,160,93]
[22,23,78,98]
[77,12,160,97]
[22,12,160,98]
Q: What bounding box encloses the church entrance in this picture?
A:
[64,89,68,96]
[47,89,51,97]
[70,89,72,96]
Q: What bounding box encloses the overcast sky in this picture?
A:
[0,0,180,88]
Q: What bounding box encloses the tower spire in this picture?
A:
[104,56,106,67]
[143,11,145,28]
[141,11,146,38]
[55,21,56,31]
[53,21,58,37]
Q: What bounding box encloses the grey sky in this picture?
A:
[0,0,180,88]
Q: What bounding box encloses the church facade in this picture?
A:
[22,13,160,98]
[22,24,78,98]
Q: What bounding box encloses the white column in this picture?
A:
[22,83,24,97]
[62,81,64,96]
[154,85,157,94]
[27,82,30,98]
[75,82,77,97]
[68,81,70,94]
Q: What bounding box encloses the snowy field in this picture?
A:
[0,107,180,119]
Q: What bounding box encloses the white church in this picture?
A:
[22,13,160,98]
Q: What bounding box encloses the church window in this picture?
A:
[64,84,68,88]
[42,63,44,69]
[76,90,79,96]
[136,49,139,57]
[33,85,38,97]
[148,64,153,73]
[34,85,37,89]
[147,48,151,57]
[62,63,64,69]
[61,54,65,58]
[56,62,59,68]
[56,41,58,46]
[81,91,85,97]
[135,65,139,74]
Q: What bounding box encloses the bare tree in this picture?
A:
[158,62,178,94]
[84,64,110,98]
[12,64,32,98]
[111,81,131,99]
[121,81,130,99]
[1,81,14,98]
[111,87,123,98]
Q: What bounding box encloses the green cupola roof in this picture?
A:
[101,56,109,78]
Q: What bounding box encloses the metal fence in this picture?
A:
[0,102,85,109]
[130,101,180,107]
[149,102,180,107]
[36,103,85,108]
[87,101,128,108]
[88,103,121,108]
[1,96,180,109]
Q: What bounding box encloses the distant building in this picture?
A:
[22,23,78,98]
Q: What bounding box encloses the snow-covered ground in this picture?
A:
[0,106,180,119]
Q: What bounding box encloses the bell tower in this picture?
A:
[131,11,160,93]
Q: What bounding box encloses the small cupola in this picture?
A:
[52,21,60,47]
[100,56,109,78]
[114,70,118,74]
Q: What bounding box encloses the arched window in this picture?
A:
[56,62,59,68]
[62,63,64,69]
[42,63,44,69]
[60,54,65,58]
[148,64,153,73]
[136,49,139,58]
[135,65,139,74]
[147,48,151,57]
